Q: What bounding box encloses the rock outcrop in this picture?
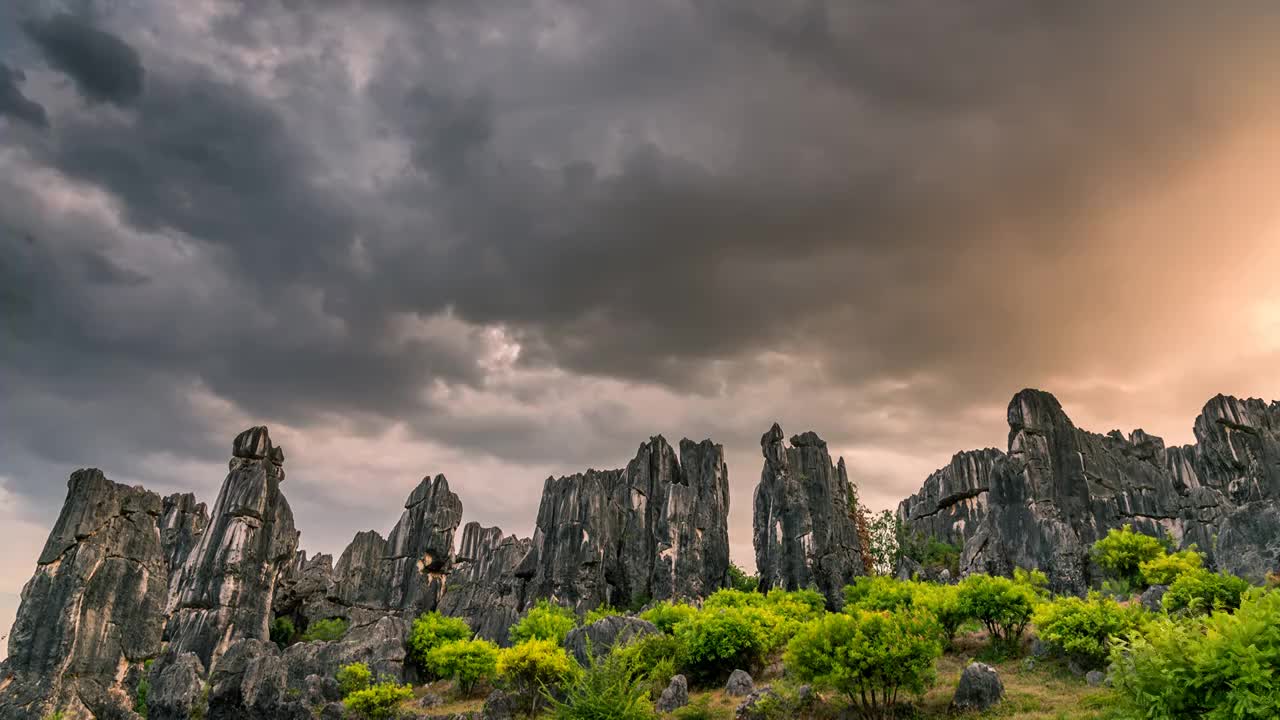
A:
[753,424,866,609]
[563,616,659,665]
[897,448,1004,549]
[160,492,209,575]
[165,426,300,670]
[0,469,169,720]
[517,435,731,612]
[438,522,532,645]
[899,390,1280,594]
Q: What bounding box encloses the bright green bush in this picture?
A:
[674,606,773,683]
[335,662,372,698]
[728,563,759,593]
[1093,524,1166,588]
[547,645,654,720]
[1110,589,1280,719]
[1163,569,1251,615]
[702,588,766,610]
[510,599,578,645]
[1140,548,1203,586]
[426,638,499,696]
[584,605,623,625]
[672,696,732,720]
[640,601,698,634]
[785,608,943,719]
[269,617,295,649]
[342,681,414,719]
[911,582,968,645]
[1032,593,1146,669]
[299,617,350,643]
[763,589,826,622]
[497,639,578,716]
[956,574,1037,649]
[614,632,688,698]
[843,576,916,612]
[407,611,473,675]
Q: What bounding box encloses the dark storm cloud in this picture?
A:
[21,11,144,106]
[0,63,47,127]
[2,0,1280,585]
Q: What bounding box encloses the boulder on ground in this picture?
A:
[655,674,689,712]
[951,661,1004,712]
[563,615,659,665]
[725,669,755,697]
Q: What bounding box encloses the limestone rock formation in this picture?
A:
[753,424,865,609]
[517,435,730,612]
[206,639,310,720]
[897,448,1004,548]
[563,615,658,665]
[0,469,168,720]
[282,613,410,689]
[438,522,532,645]
[160,492,209,575]
[146,652,207,720]
[165,426,300,670]
[898,390,1280,594]
[951,662,1004,712]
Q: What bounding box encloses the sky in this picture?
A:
[4,0,1280,659]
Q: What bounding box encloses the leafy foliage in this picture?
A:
[865,510,901,576]
[763,589,826,622]
[1110,589,1280,719]
[336,662,373,698]
[784,608,943,719]
[342,681,414,719]
[583,605,623,625]
[299,617,349,643]
[408,611,473,675]
[510,599,578,645]
[134,675,150,717]
[497,639,578,716]
[674,606,775,683]
[672,697,732,720]
[426,638,499,696]
[910,582,968,645]
[613,632,689,698]
[727,562,759,593]
[1140,548,1203,586]
[640,601,698,634]
[1163,568,1251,615]
[269,616,296,649]
[547,643,655,720]
[956,574,1037,650]
[895,522,962,576]
[843,576,917,612]
[1032,593,1146,669]
[1092,524,1167,588]
[702,588,766,610]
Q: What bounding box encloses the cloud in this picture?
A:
[0,63,47,127]
[21,12,144,106]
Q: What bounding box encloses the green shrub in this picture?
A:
[584,605,623,625]
[674,606,774,683]
[510,599,578,645]
[640,601,698,634]
[408,611,473,675]
[426,638,499,696]
[135,675,150,717]
[269,617,296,649]
[911,582,968,645]
[497,639,578,716]
[956,574,1037,650]
[336,662,373,698]
[1093,524,1166,588]
[763,589,826,622]
[1140,548,1203,586]
[299,617,350,643]
[785,608,943,719]
[702,588,766,610]
[547,644,654,720]
[843,576,916,612]
[1032,593,1146,669]
[1013,568,1050,596]
[728,563,759,593]
[1163,569,1251,615]
[1110,589,1280,719]
[614,632,688,698]
[672,696,732,720]
[342,681,414,719]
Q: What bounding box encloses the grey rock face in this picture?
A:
[518,435,730,612]
[0,469,168,720]
[166,427,300,670]
[438,523,532,645]
[1085,670,1107,687]
[206,639,310,720]
[725,669,754,697]
[282,613,410,688]
[563,615,659,665]
[146,652,207,720]
[734,686,778,720]
[753,425,865,609]
[654,674,689,713]
[1139,584,1169,612]
[951,662,1003,712]
[953,390,1280,593]
[160,492,209,575]
[272,550,335,622]
[482,689,516,720]
[897,448,1004,549]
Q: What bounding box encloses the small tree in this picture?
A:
[427,638,500,696]
[1140,548,1203,587]
[1163,569,1251,615]
[727,562,759,593]
[1092,525,1166,590]
[1033,594,1146,669]
[408,611,473,675]
[785,609,943,720]
[510,600,577,645]
[674,606,775,683]
[269,617,296,649]
[956,574,1037,652]
[640,601,698,634]
[342,681,413,719]
[336,662,373,698]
